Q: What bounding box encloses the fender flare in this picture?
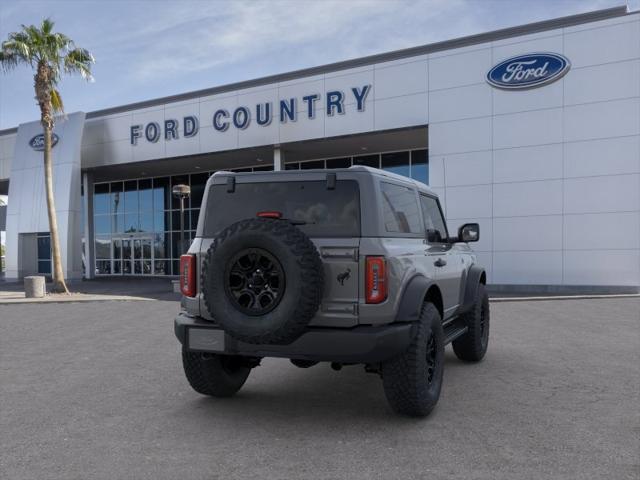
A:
[394,275,437,323]
[459,264,486,314]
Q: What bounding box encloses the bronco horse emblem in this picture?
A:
[337,268,351,286]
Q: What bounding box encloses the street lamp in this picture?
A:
[172,184,191,255]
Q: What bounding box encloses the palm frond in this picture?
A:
[41,18,55,35]
[64,47,94,81]
[2,36,33,62]
[50,88,64,114]
[0,50,19,70]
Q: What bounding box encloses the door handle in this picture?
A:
[434,258,447,267]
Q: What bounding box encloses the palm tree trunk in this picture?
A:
[43,123,69,293]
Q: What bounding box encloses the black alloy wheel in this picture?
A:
[224,248,285,316]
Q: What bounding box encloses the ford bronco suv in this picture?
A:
[174,166,489,417]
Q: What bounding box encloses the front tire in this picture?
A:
[452,283,490,362]
[182,349,251,397]
[381,303,445,417]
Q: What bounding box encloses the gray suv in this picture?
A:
[174,166,489,417]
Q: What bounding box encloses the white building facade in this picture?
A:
[0,6,638,292]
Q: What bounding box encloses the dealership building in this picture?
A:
[0,6,638,292]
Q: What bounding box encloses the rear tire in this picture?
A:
[381,302,444,417]
[452,283,490,362]
[182,349,251,397]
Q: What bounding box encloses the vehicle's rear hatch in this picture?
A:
[200,176,361,327]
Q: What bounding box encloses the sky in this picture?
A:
[0,0,636,130]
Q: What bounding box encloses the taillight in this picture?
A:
[180,254,197,297]
[365,256,387,304]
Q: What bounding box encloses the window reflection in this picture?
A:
[382,151,410,178]
[411,149,428,185]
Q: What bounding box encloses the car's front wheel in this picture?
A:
[381,302,444,417]
[182,349,251,397]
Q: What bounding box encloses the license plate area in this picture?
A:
[187,328,226,352]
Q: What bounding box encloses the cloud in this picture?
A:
[0,0,626,129]
[110,0,471,81]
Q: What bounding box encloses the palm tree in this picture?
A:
[0,19,94,293]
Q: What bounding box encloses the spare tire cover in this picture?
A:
[201,218,324,345]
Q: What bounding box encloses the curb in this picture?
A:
[489,293,640,303]
[0,295,154,305]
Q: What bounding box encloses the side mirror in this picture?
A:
[458,223,480,243]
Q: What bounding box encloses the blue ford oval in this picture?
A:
[29,133,59,151]
[487,53,570,90]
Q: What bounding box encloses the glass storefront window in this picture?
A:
[96,260,111,274]
[124,212,138,233]
[300,160,325,169]
[94,215,111,235]
[326,157,351,168]
[139,213,153,233]
[190,173,208,208]
[111,182,123,217]
[94,183,110,215]
[112,213,124,234]
[382,151,410,178]
[190,210,200,230]
[113,238,122,260]
[411,149,428,185]
[95,236,111,259]
[124,180,138,213]
[139,178,153,212]
[153,177,170,211]
[153,233,167,258]
[153,211,168,232]
[353,154,380,168]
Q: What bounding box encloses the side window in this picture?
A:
[380,182,422,234]
[420,195,448,243]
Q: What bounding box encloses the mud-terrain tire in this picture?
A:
[452,283,489,362]
[202,218,323,345]
[182,349,251,397]
[381,302,444,417]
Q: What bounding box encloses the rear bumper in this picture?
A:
[175,312,415,364]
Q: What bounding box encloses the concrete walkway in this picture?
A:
[0,277,180,304]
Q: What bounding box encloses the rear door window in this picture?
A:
[380,182,422,234]
[204,180,360,237]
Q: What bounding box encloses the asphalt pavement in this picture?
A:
[1,297,638,479]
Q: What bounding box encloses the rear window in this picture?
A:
[380,182,422,234]
[203,180,360,237]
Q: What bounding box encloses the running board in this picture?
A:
[443,323,468,345]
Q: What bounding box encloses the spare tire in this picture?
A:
[201,217,324,345]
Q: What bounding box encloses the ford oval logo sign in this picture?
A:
[29,133,59,151]
[487,53,570,90]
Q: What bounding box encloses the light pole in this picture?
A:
[172,184,191,255]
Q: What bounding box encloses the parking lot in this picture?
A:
[1,297,638,479]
